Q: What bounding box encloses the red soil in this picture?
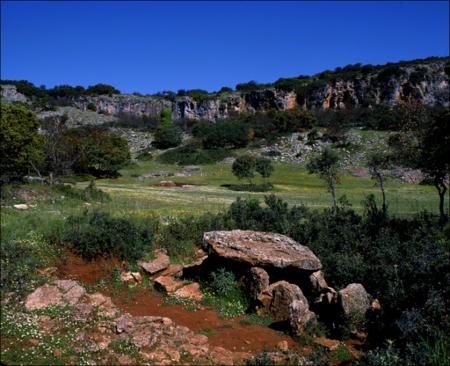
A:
[56,252,307,355]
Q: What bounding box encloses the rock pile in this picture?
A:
[202,230,375,336]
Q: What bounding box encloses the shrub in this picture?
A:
[86,102,97,111]
[209,268,237,296]
[62,209,154,261]
[193,120,253,149]
[86,83,120,95]
[255,157,274,180]
[157,144,232,165]
[153,126,183,149]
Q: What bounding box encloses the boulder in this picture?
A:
[337,283,371,329]
[174,282,203,302]
[120,271,141,286]
[309,271,328,293]
[289,298,316,336]
[268,281,308,322]
[137,249,170,275]
[25,280,86,310]
[154,275,185,293]
[243,267,270,300]
[203,230,321,271]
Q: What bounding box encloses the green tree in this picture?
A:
[416,109,450,221]
[153,108,182,149]
[306,147,341,214]
[255,157,274,181]
[0,104,44,181]
[367,150,392,215]
[232,155,256,184]
[86,83,120,95]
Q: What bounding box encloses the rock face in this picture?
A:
[203,230,321,271]
[55,59,450,122]
[337,283,371,329]
[0,85,29,103]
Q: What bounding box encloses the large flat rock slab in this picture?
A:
[203,230,321,271]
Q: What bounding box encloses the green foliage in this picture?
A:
[157,144,232,165]
[62,209,154,261]
[239,313,273,326]
[159,108,172,129]
[202,268,249,318]
[255,157,274,179]
[235,80,268,91]
[242,109,317,138]
[153,108,182,149]
[307,147,341,212]
[86,83,120,95]
[1,232,56,294]
[86,102,97,111]
[232,155,256,183]
[0,104,45,182]
[69,127,130,177]
[193,119,253,149]
[153,126,183,149]
[209,268,237,296]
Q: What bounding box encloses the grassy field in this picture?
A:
[76,159,441,217]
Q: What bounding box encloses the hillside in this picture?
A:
[1,57,449,122]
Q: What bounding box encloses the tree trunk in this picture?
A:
[435,179,447,223]
[378,173,387,215]
[330,182,337,215]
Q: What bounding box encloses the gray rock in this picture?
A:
[203,230,322,271]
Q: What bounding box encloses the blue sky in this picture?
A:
[1,1,449,94]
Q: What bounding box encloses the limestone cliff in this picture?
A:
[71,59,449,121]
[1,58,448,122]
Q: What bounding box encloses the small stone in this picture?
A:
[14,204,29,209]
[29,339,40,346]
[277,340,289,352]
[314,337,341,351]
[53,348,62,357]
[174,282,203,302]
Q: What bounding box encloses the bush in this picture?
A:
[86,83,120,95]
[86,102,97,111]
[62,210,154,261]
[157,144,232,165]
[153,126,182,149]
[193,120,253,149]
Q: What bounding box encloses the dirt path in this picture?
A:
[57,252,308,355]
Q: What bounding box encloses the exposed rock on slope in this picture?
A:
[62,59,450,121]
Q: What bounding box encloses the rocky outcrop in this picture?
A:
[25,280,86,310]
[203,230,322,271]
[0,84,29,104]
[60,59,450,122]
[25,280,249,365]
